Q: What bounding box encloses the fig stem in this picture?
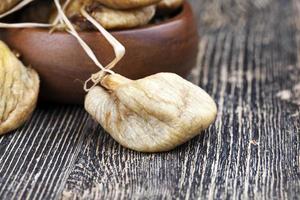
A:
[80,8,126,91]
[53,0,115,78]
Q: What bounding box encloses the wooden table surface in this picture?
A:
[1,0,300,199]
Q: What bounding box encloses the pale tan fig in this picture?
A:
[0,0,21,14]
[91,5,155,30]
[157,0,184,11]
[0,41,39,135]
[85,73,217,152]
[52,0,156,30]
[95,0,161,10]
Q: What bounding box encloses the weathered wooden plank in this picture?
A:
[0,106,88,199]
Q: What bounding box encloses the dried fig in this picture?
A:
[95,0,161,10]
[157,0,184,11]
[91,4,155,30]
[0,41,39,135]
[85,73,217,152]
[0,0,21,14]
[52,0,156,30]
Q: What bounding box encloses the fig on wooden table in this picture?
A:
[0,41,39,135]
[51,0,215,153]
[85,73,217,152]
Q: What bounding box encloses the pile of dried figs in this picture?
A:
[13,0,184,30]
[0,0,218,153]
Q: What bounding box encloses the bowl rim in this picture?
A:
[17,2,192,34]
[2,1,198,104]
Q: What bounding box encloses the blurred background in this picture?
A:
[189,0,285,31]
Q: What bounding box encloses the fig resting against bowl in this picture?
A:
[0,2,199,104]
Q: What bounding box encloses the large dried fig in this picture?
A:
[0,41,39,135]
[85,73,217,152]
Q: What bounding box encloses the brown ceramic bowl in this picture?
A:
[0,2,199,104]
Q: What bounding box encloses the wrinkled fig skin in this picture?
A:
[0,41,39,135]
[57,0,156,30]
[96,0,161,10]
[157,0,184,11]
[0,0,21,14]
[92,5,156,30]
[85,73,217,152]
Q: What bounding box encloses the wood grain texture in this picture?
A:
[0,0,300,199]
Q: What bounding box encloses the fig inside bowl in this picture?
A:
[0,2,199,104]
